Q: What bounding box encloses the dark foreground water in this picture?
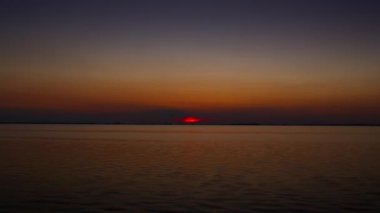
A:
[0,125,379,212]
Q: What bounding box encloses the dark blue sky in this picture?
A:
[1,0,379,124]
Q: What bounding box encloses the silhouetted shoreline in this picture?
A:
[0,122,379,126]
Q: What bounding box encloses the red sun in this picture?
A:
[182,116,201,124]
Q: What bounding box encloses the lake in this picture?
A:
[0,125,379,212]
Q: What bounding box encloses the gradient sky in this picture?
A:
[1,0,379,124]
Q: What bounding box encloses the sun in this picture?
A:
[182,116,201,124]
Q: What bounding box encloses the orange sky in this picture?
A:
[2,50,379,114]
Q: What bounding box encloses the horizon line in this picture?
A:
[0,122,379,127]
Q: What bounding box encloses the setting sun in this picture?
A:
[182,116,201,124]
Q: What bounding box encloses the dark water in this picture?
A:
[0,125,379,212]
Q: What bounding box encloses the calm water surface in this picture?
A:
[0,125,379,212]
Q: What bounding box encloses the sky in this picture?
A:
[0,0,379,124]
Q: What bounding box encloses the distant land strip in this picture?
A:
[0,122,379,126]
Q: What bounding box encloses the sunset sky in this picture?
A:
[1,0,379,124]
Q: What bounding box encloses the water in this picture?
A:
[0,125,379,212]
